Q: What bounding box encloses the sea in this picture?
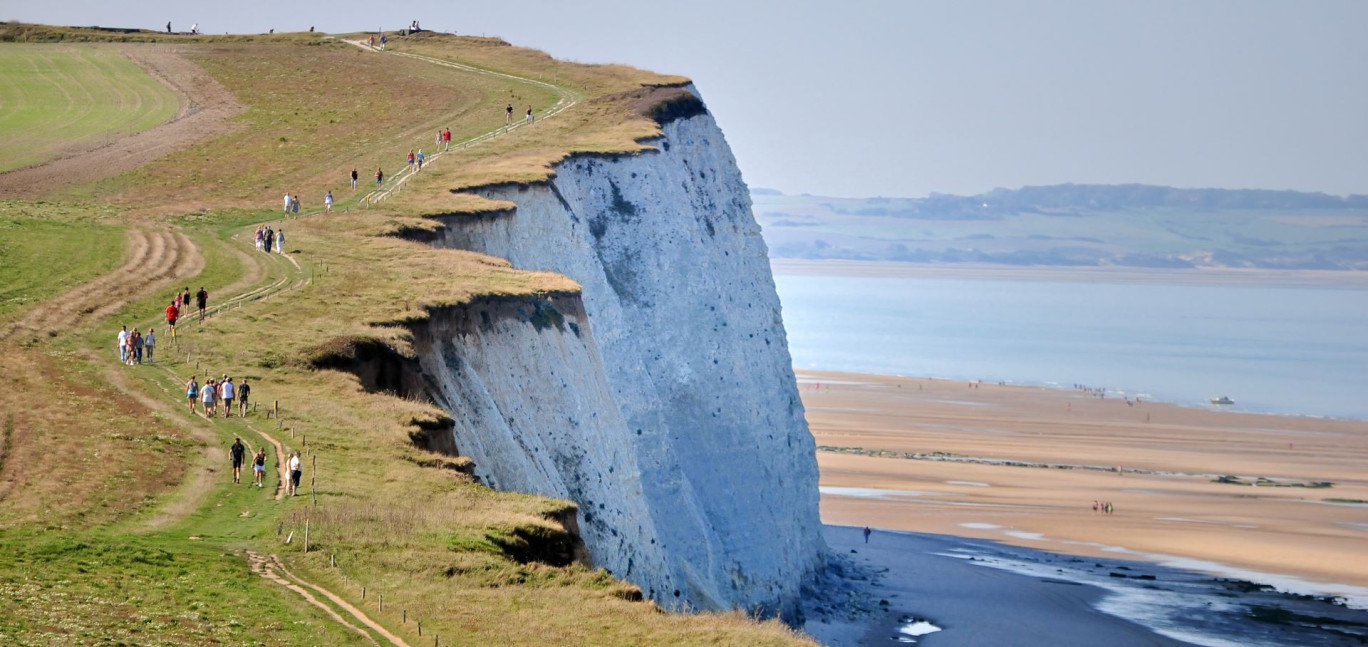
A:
[772,267,1368,420]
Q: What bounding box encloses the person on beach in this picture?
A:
[186,376,199,414]
[376,167,384,188]
[231,437,246,484]
[506,103,513,125]
[117,325,129,363]
[253,448,267,488]
[288,451,302,496]
[196,287,208,320]
[144,328,155,363]
[220,376,235,417]
[202,378,217,417]
[325,190,333,213]
[275,229,284,253]
[350,167,359,190]
[863,526,872,543]
[238,378,251,416]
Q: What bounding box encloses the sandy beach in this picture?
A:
[800,369,1368,601]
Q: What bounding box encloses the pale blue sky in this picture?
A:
[5,1,1366,198]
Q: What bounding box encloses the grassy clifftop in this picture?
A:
[0,25,810,645]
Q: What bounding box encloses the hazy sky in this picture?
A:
[5,1,1367,197]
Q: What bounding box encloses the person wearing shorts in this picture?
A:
[186,377,199,414]
[202,378,217,417]
[220,377,235,418]
[238,378,251,416]
[230,438,246,484]
[253,449,267,488]
[288,451,302,496]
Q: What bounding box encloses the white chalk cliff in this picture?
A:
[413,87,823,619]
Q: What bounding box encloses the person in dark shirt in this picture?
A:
[230,438,246,484]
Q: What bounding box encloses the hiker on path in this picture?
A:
[231,438,246,484]
[131,328,144,364]
[287,451,302,496]
[220,376,235,417]
[254,227,264,250]
[291,195,300,214]
[117,326,129,363]
[283,192,292,212]
[196,287,208,319]
[263,227,273,253]
[275,229,285,253]
[350,167,359,190]
[526,105,533,124]
[145,328,156,363]
[166,301,179,331]
[443,128,451,150]
[506,103,513,125]
[435,130,443,149]
[325,190,333,212]
[202,378,217,417]
[182,288,192,313]
[167,22,172,33]
[238,378,251,416]
[416,149,424,171]
[253,448,267,487]
[186,376,200,414]
[380,34,386,50]
[407,150,415,171]
[368,35,374,48]
[375,167,384,188]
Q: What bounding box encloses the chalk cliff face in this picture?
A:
[415,88,823,619]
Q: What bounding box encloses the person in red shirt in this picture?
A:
[166,301,179,330]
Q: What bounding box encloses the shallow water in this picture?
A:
[774,270,1368,419]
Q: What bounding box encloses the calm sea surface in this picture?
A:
[773,269,1368,420]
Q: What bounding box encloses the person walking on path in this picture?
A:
[238,378,251,416]
[202,378,217,417]
[186,376,199,414]
[283,192,292,213]
[406,150,415,172]
[145,328,156,363]
[117,326,129,364]
[350,167,359,190]
[416,149,424,171]
[275,229,285,253]
[220,376,235,417]
[375,167,384,188]
[325,190,333,213]
[166,301,179,332]
[380,34,387,50]
[253,448,267,488]
[230,438,246,484]
[526,105,533,125]
[131,328,144,364]
[263,227,273,253]
[443,128,451,150]
[182,288,192,314]
[287,451,302,496]
[291,195,300,214]
[506,103,513,125]
[196,287,208,320]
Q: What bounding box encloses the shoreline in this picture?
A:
[799,368,1368,604]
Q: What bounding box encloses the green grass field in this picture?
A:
[0,44,180,173]
[0,216,125,322]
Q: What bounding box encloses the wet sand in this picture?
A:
[801,370,1368,600]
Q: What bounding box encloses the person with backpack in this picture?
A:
[238,378,251,416]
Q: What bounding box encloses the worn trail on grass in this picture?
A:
[342,39,581,205]
[0,44,246,198]
[247,551,384,646]
[0,227,204,342]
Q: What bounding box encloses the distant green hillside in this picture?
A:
[753,184,1368,270]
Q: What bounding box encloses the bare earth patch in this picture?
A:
[0,44,245,198]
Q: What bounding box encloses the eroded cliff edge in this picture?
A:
[414,88,824,620]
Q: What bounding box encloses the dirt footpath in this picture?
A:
[0,44,245,198]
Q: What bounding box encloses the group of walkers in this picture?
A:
[1092,500,1117,515]
[186,374,250,418]
[116,325,155,365]
[228,438,304,494]
[255,225,285,253]
[504,103,534,125]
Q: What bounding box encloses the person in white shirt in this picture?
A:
[276,229,285,253]
[325,191,333,212]
[117,326,129,363]
[283,192,292,212]
[220,377,235,417]
[287,452,302,496]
